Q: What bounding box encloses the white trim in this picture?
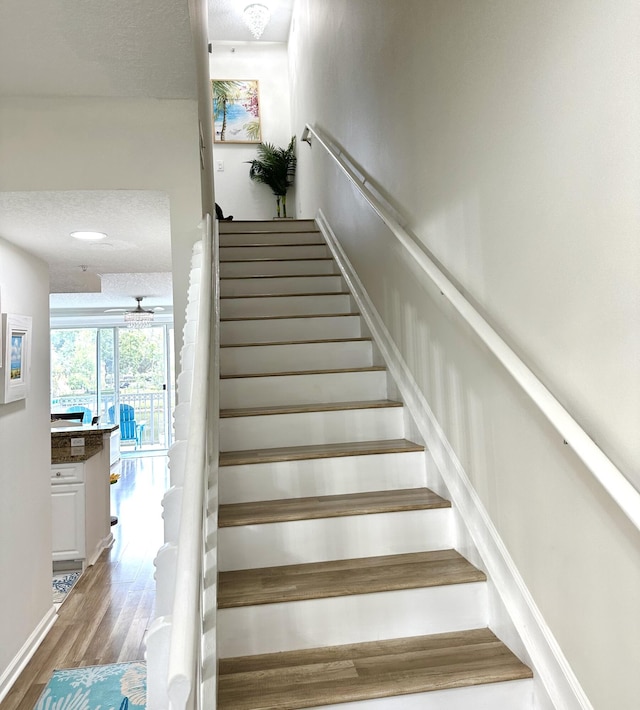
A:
[317,209,593,710]
[85,532,115,568]
[0,606,58,704]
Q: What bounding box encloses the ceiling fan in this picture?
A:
[105,296,164,328]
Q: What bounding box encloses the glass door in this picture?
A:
[52,323,174,457]
[50,328,99,421]
[116,325,171,453]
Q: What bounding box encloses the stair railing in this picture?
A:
[147,212,219,710]
[302,122,640,532]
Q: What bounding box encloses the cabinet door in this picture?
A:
[52,484,86,561]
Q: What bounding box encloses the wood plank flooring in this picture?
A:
[0,455,168,710]
[220,313,360,322]
[220,400,403,418]
[218,550,486,608]
[218,628,533,710]
[219,439,425,466]
[219,488,450,527]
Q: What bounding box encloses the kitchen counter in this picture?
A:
[51,422,119,463]
[50,422,117,567]
[51,422,119,435]
[52,443,104,464]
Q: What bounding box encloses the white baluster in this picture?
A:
[173,402,190,441]
[168,441,188,488]
[145,616,172,710]
[154,543,178,618]
[180,343,196,370]
[177,369,193,403]
[162,486,183,545]
[183,319,198,345]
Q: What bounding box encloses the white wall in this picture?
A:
[0,96,202,362]
[290,1,640,708]
[210,43,293,220]
[0,239,52,688]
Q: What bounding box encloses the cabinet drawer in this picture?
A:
[51,464,84,484]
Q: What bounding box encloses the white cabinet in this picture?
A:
[51,453,112,567]
[51,483,85,560]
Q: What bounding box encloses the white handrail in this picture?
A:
[166,213,214,709]
[303,123,640,532]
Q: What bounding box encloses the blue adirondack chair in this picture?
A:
[108,404,145,448]
[67,405,93,424]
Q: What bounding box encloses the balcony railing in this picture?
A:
[51,392,168,447]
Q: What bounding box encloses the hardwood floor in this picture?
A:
[0,454,168,710]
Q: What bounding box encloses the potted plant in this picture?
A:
[247,136,296,218]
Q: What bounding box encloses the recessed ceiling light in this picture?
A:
[70,230,108,241]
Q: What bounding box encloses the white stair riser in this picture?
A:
[220,244,329,260]
[220,259,336,277]
[305,679,534,710]
[220,370,388,408]
[219,451,427,503]
[218,582,487,656]
[219,509,453,570]
[219,407,405,451]
[220,341,373,376]
[219,220,317,234]
[220,294,352,318]
[220,275,344,297]
[220,315,361,344]
[220,231,323,246]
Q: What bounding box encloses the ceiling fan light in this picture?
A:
[243,3,270,39]
[123,296,154,328]
[124,310,154,329]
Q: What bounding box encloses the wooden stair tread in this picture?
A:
[219,227,319,234]
[221,257,333,263]
[221,242,326,248]
[220,291,349,299]
[221,366,386,380]
[221,274,339,280]
[221,337,371,349]
[218,550,486,608]
[219,488,450,527]
[221,312,359,322]
[218,628,532,710]
[219,439,424,466]
[220,399,402,418]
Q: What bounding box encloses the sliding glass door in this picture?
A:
[51,324,173,456]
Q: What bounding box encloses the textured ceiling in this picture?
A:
[0,0,196,98]
[0,191,172,293]
[50,273,174,315]
[0,0,292,313]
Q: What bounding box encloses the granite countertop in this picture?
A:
[51,423,118,463]
[52,443,104,464]
[50,422,119,435]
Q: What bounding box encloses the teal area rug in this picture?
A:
[34,661,146,710]
[52,572,81,604]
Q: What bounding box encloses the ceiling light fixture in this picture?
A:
[243,3,270,40]
[123,297,154,329]
[70,230,107,241]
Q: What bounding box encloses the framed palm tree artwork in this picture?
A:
[212,79,261,143]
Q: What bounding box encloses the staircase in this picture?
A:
[215,219,533,709]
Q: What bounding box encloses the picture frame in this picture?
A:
[0,314,32,403]
[212,79,261,143]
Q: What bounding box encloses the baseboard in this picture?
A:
[0,606,57,704]
[316,209,592,710]
[86,532,115,568]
